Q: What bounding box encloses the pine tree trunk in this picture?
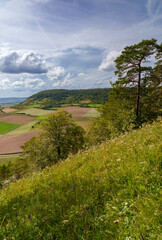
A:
[136,64,141,124]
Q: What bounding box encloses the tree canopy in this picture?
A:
[113,38,161,125]
[21,110,85,170]
[88,39,161,144]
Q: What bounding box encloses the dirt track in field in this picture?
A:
[0,130,40,154]
[0,115,36,125]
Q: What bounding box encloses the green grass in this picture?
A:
[36,116,48,121]
[0,155,18,165]
[83,108,100,117]
[0,119,161,239]
[6,120,40,135]
[0,121,21,134]
[17,108,56,116]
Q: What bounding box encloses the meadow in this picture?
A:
[0,119,161,239]
[0,121,21,135]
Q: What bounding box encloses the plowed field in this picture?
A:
[0,115,36,125]
[0,130,40,154]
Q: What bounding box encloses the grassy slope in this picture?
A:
[0,120,161,239]
[0,155,18,165]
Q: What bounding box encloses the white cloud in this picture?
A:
[99,51,121,72]
[52,72,73,88]
[47,66,65,81]
[0,78,11,89]
[78,72,84,77]
[11,78,45,89]
[0,51,48,74]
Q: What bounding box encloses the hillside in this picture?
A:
[0,119,161,239]
[14,88,111,109]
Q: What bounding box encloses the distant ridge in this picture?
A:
[14,88,111,109]
[0,97,26,104]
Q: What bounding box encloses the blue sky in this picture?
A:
[0,0,161,97]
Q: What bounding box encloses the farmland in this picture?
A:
[0,106,98,155]
[0,121,21,135]
[16,107,56,116]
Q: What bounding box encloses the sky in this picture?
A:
[0,0,161,98]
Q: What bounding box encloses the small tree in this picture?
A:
[42,110,85,159]
[21,110,85,170]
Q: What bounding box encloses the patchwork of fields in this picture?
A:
[0,106,99,155]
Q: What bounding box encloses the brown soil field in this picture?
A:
[0,130,40,154]
[0,115,36,125]
[73,116,89,121]
[2,108,17,113]
[61,106,90,116]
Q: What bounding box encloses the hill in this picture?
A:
[14,88,111,109]
[0,97,26,104]
[0,119,161,239]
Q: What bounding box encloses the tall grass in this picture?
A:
[0,119,161,239]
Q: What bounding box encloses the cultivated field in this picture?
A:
[0,122,21,135]
[0,106,98,155]
[83,108,100,118]
[0,130,40,154]
[2,108,17,113]
[0,115,36,124]
[17,108,56,116]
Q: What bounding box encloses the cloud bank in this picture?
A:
[0,51,48,74]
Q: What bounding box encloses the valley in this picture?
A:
[0,105,99,155]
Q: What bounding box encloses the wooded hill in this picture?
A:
[14,88,111,109]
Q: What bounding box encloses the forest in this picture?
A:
[14,88,111,109]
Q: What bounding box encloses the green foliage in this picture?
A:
[114,38,161,125]
[14,88,111,109]
[0,119,161,239]
[89,39,161,144]
[20,110,85,170]
[87,98,136,145]
[0,121,21,134]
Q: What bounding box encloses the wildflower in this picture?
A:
[72,186,75,190]
[113,219,120,223]
[62,220,69,224]
[81,189,83,192]
[28,214,32,221]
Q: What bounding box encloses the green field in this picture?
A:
[17,108,56,116]
[6,120,40,135]
[83,108,100,117]
[0,121,21,134]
